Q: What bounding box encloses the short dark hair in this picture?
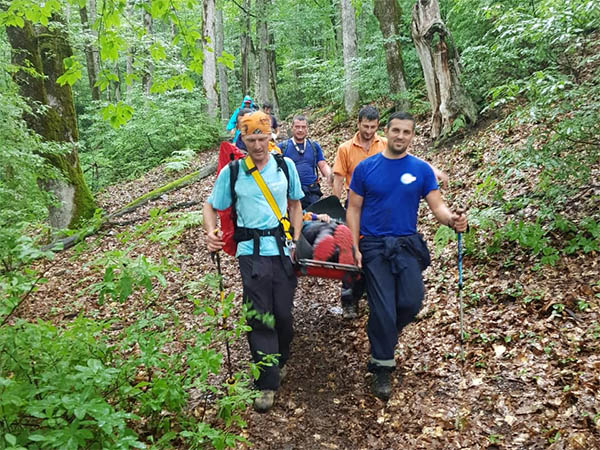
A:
[386,111,415,129]
[236,108,254,123]
[358,106,379,122]
[262,101,273,109]
[292,114,308,125]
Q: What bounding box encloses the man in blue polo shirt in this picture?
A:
[279,115,332,209]
[204,111,304,413]
[347,111,467,401]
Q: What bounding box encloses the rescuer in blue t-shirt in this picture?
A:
[347,111,468,401]
[279,114,332,209]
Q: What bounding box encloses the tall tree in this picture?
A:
[79,0,100,100]
[240,0,252,96]
[256,0,269,106]
[340,0,358,115]
[202,0,218,117]
[373,0,408,99]
[267,30,280,114]
[6,17,96,229]
[411,0,477,138]
[216,9,230,121]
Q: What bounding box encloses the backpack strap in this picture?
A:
[273,153,291,198]
[229,159,240,229]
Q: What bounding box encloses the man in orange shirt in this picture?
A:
[333,106,448,318]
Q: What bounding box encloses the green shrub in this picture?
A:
[78,91,222,190]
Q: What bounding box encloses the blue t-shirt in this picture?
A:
[208,155,304,257]
[349,153,438,236]
[279,139,325,186]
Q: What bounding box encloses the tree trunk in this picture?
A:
[240,0,252,96]
[256,0,269,107]
[142,6,153,94]
[215,9,229,121]
[268,31,280,115]
[411,0,477,138]
[79,3,100,100]
[373,0,408,100]
[6,18,96,229]
[340,0,358,115]
[202,0,218,117]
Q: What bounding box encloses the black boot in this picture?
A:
[371,369,392,401]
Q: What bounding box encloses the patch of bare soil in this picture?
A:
[15,110,600,449]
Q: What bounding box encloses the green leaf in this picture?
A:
[5,434,17,446]
[150,42,167,61]
[57,56,83,86]
[217,51,235,70]
[28,434,46,442]
[119,274,133,302]
[151,0,170,18]
[101,102,134,129]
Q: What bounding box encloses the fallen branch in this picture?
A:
[108,200,202,227]
[42,158,217,252]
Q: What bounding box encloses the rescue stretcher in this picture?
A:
[294,195,362,282]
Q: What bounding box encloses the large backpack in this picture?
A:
[216,141,290,256]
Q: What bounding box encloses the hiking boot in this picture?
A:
[371,370,392,401]
[342,302,358,319]
[253,390,276,413]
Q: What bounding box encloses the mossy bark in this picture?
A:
[6,16,96,229]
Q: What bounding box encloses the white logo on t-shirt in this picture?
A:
[401,173,417,184]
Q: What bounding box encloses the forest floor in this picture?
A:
[18,109,600,449]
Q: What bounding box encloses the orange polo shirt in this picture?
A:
[333,132,388,189]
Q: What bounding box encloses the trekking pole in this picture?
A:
[211,230,234,383]
[455,207,466,357]
[457,231,464,344]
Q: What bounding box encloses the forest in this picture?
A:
[1,0,599,448]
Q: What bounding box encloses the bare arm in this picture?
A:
[425,190,467,232]
[346,190,364,268]
[288,199,303,241]
[333,174,345,198]
[203,201,225,251]
[317,160,332,184]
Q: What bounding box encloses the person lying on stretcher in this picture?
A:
[297,212,354,265]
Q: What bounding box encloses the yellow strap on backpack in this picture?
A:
[242,155,293,243]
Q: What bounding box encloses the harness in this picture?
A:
[284,138,319,181]
[229,154,293,275]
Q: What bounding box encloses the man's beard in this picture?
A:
[360,132,374,142]
[388,143,408,156]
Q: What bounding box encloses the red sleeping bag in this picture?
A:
[216,141,245,256]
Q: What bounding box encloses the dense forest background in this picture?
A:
[1,0,599,448]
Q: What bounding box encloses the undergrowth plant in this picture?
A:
[78,91,222,191]
[1,274,259,449]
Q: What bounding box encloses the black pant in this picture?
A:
[359,235,430,367]
[239,255,297,390]
[300,182,323,210]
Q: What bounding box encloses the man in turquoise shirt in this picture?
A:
[204,111,304,413]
